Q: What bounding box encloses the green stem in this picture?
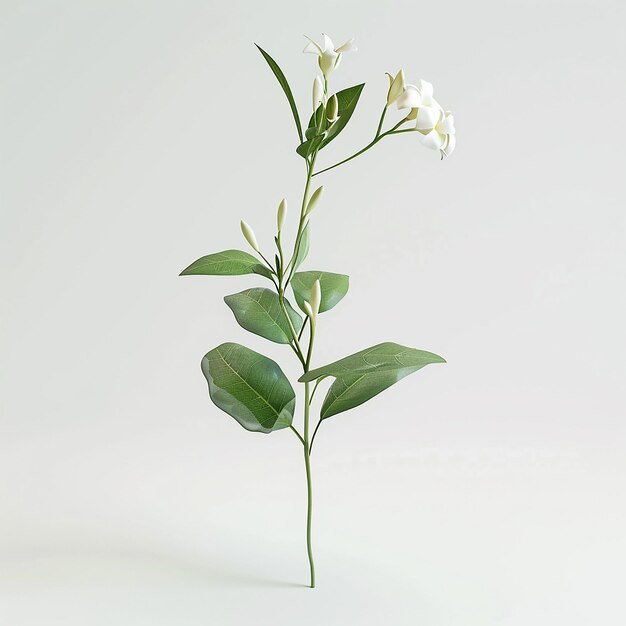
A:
[285,153,318,286]
[375,106,387,138]
[271,145,321,588]
[290,425,305,446]
[303,380,315,588]
[312,116,411,177]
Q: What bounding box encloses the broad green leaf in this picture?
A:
[299,342,445,419]
[291,271,349,313]
[180,250,272,279]
[297,84,365,157]
[224,288,303,344]
[202,342,295,433]
[292,223,310,272]
[255,44,303,143]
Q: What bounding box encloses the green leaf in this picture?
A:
[299,342,445,419]
[180,250,272,279]
[224,288,303,344]
[297,84,365,157]
[292,223,310,272]
[202,342,295,433]
[291,271,349,314]
[255,44,303,143]
[321,83,365,148]
[296,134,324,159]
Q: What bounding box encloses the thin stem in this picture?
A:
[312,116,412,177]
[375,106,387,138]
[303,380,315,587]
[258,251,276,274]
[298,316,309,342]
[309,376,325,404]
[279,290,305,366]
[290,425,305,446]
[285,153,318,286]
[312,138,380,177]
[309,418,323,455]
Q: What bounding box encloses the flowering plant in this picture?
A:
[181,34,453,588]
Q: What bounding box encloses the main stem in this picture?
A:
[277,152,318,587]
[303,379,315,588]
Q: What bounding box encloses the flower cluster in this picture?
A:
[387,70,456,157]
[304,34,456,159]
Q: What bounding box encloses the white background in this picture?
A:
[1,1,625,624]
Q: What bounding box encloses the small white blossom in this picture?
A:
[303,34,357,77]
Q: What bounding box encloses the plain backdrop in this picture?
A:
[1,1,625,624]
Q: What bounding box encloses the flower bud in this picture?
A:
[240,220,259,252]
[405,107,418,121]
[326,94,338,123]
[386,69,405,107]
[305,186,324,216]
[312,76,324,110]
[310,279,322,317]
[301,300,313,318]
[277,198,287,231]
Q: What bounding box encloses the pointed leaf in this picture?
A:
[255,44,303,142]
[224,288,303,344]
[299,342,445,419]
[202,343,295,433]
[180,250,272,279]
[291,271,349,314]
[297,84,365,156]
[296,134,324,159]
[321,83,365,148]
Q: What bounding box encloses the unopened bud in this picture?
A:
[277,198,287,231]
[310,279,322,317]
[302,300,313,318]
[312,76,324,110]
[305,186,324,216]
[240,220,259,252]
[386,69,405,107]
[326,94,338,123]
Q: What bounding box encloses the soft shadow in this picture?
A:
[0,543,308,589]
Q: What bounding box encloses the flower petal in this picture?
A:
[303,37,322,55]
[335,37,357,53]
[419,129,446,150]
[319,49,339,76]
[387,69,406,105]
[418,79,434,105]
[396,84,421,109]
[442,133,456,157]
[437,112,455,134]
[415,106,442,130]
[321,33,335,52]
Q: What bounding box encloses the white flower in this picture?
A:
[387,72,434,111]
[387,72,456,157]
[303,34,357,77]
[416,109,456,158]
